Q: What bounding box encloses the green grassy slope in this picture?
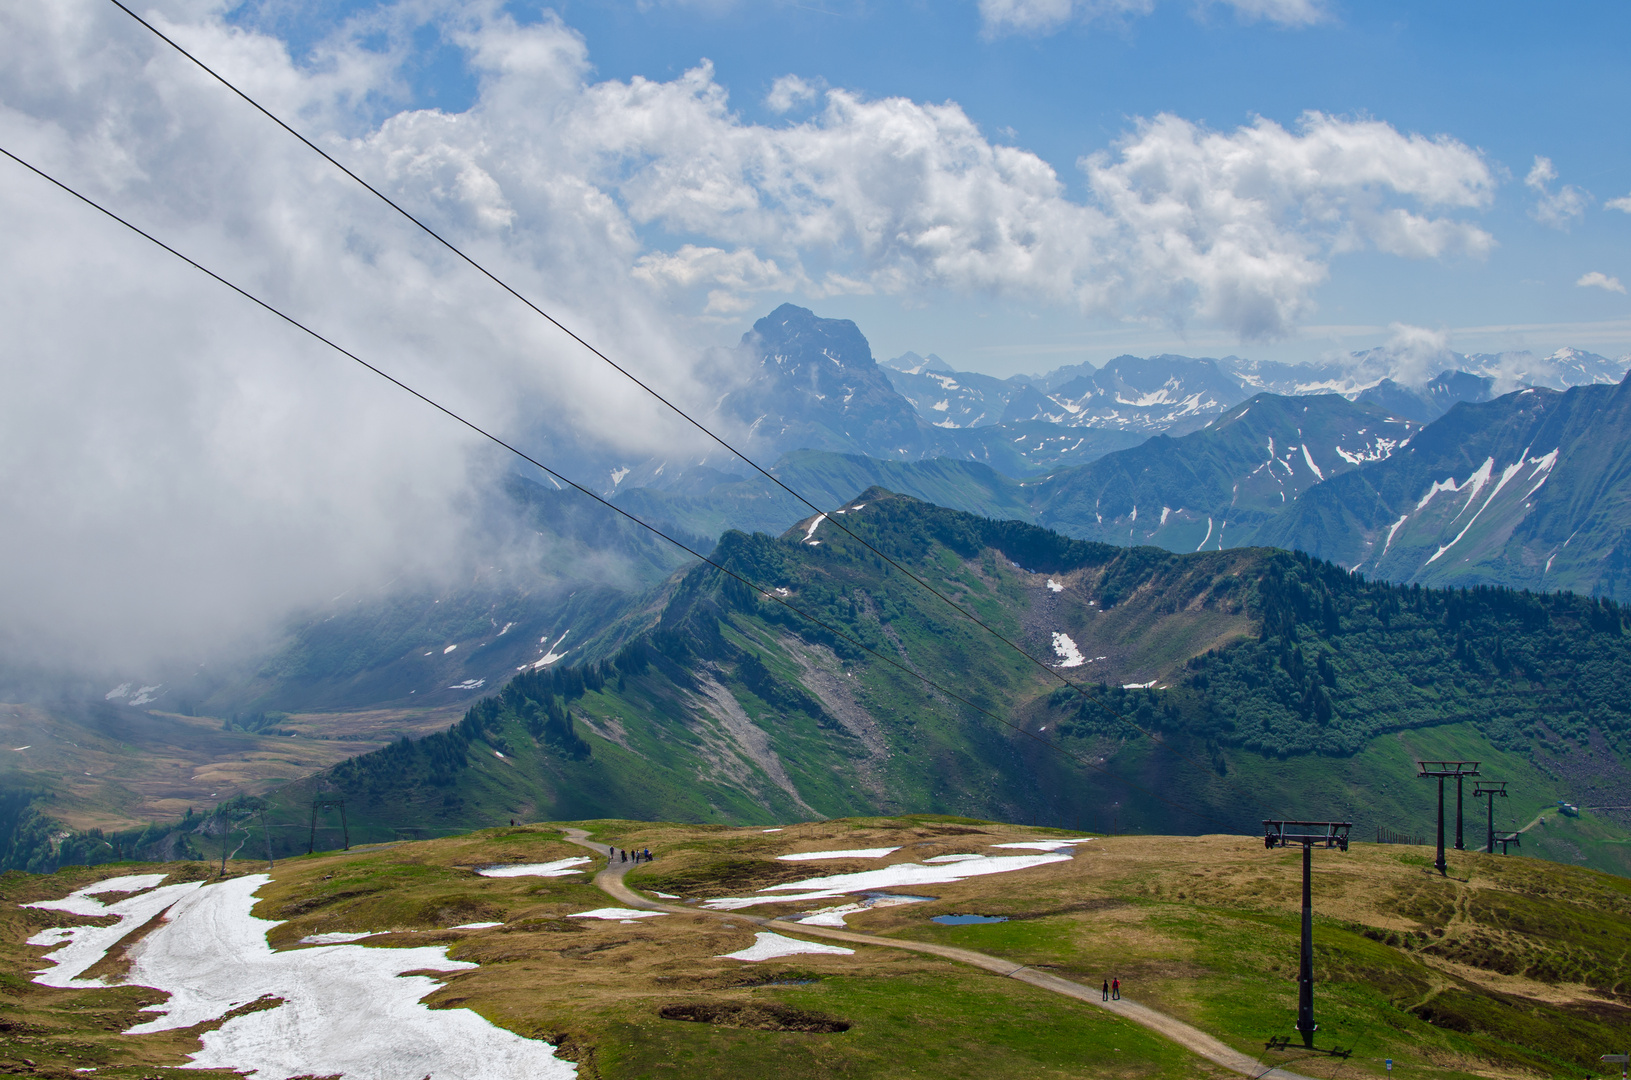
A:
[15,489,1631,874]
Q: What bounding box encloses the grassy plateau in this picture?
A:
[5,815,1631,1080]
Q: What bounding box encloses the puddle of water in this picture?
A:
[931,914,1009,925]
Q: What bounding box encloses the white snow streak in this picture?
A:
[1382,514,1409,556]
[1300,445,1325,481]
[777,847,900,861]
[1426,458,1527,564]
[477,857,592,878]
[762,853,1072,894]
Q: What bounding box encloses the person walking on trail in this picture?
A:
[1111,977,1120,1000]
[1102,979,1109,1001]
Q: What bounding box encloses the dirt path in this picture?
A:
[560,829,1317,1080]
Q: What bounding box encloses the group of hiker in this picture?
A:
[615,847,650,863]
[1101,977,1121,1001]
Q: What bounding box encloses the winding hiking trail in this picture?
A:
[563,829,1317,1080]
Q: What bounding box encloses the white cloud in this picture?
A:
[1377,323,1455,385]
[1577,271,1627,295]
[1210,0,1330,26]
[1081,112,1494,337]
[979,0,1090,35]
[765,75,820,114]
[0,0,1501,667]
[980,0,1324,35]
[1525,156,1590,230]
[1606,193,1631,213]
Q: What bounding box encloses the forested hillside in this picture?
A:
[212,492,1631,872]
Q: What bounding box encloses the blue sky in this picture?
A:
[229,0,1631,375]
[2,0,1627,662]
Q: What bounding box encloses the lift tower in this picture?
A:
[1264,820,1351,1050]
[1473,780,1507,854]
[1417,761,1479,874]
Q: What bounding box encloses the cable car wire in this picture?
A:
[0,141,1244,832]
[100,0,1269,814]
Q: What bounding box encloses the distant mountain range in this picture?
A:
[11,305,1631,867]
[880,339,1628,441]
[595,306,1631,598]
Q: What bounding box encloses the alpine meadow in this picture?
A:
[5,3,1631,1079]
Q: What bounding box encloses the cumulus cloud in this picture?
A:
[765,75,820,114]
[1606,192,1631,213]
[0,0,1498,669]
[1525,156,1590,229]
[979,0,1324,35]
[1577,271,1627,295]
[1375,323,1456,386]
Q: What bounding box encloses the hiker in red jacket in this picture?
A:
[1111,977,1120,1000]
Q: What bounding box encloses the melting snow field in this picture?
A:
[794,894,930,927]
[702,852,1073,912]
[570,908,666,920]
[299,931,381,944]
[1051,632,1086,668]
[26,874,577,1080]
[776,847,899,861]
[476,857,592,878]
[719,932,854,962]
[990,838,1096,852]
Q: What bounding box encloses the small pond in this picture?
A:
[931,914,1009,925]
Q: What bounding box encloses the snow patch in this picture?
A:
[718,932,854,962]
[777,847,900,861]
[477,858,592,878]
[451,922,504,930]
[794,894,928,927]
[29,874,576,1079]
[299,932,380,944]
[569,908,665,920]
[762,853,1072,895]
[127,685,162,706]
[1051,632,1086,668]
[1122,680,1158,689]
[443,644,458,654]
[526,630,571,670]
[1046,579,1064,593]
[25,876,202,987]
[802,514,827,541]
